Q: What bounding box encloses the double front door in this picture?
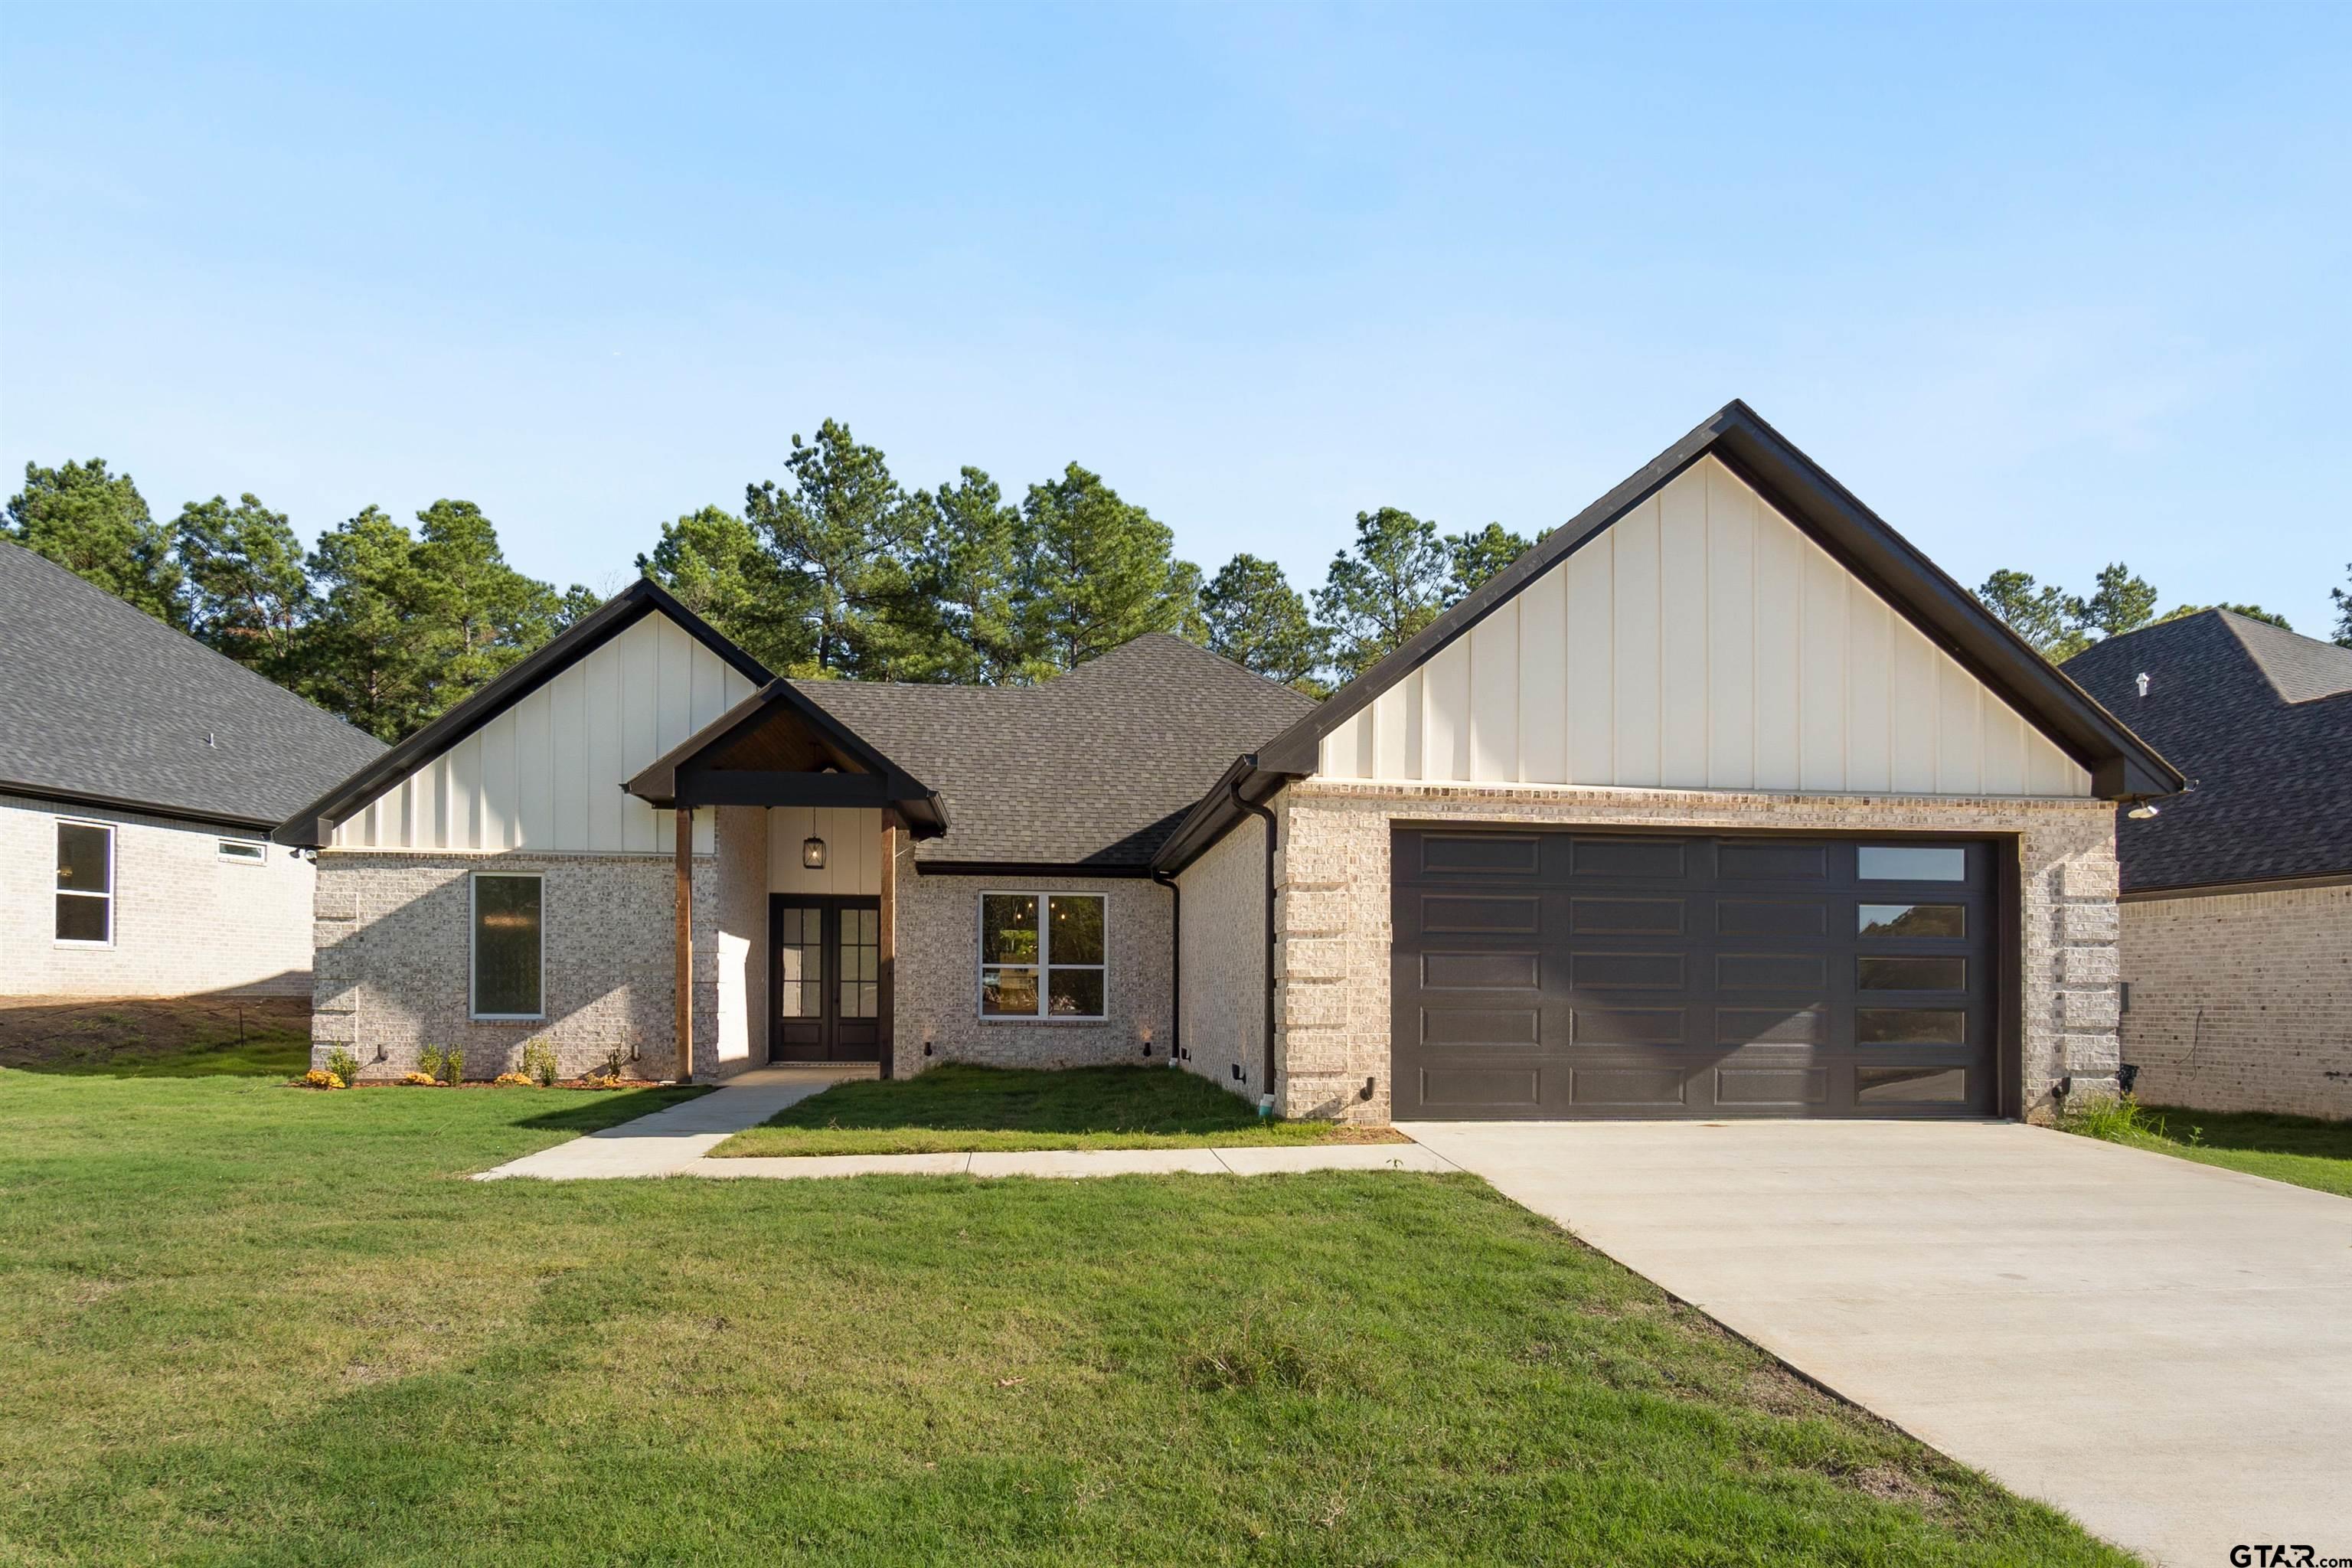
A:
[770,895,884,1062]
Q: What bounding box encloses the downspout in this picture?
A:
[1230,776,1279,1106]
[1148,866,1180,1064]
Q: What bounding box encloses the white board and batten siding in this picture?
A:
[331,612,760,854]
[767,806,884,895]
[1318,456,2092,798]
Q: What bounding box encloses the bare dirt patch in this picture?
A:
[0,994,310,1071]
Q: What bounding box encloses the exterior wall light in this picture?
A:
[802,836,827,868]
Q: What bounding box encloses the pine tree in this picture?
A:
[1201,554,1327,694]
[1315,508,1451,680]
[175,492,311,674]
[1018,464,1198,671]
[5,458,186,626]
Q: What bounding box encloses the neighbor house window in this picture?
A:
[217,838,266,864]
[978,892,1106,1018]
[471,873,544,1018]
[55,820,113,946]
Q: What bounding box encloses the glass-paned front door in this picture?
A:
[770,896,884,1062]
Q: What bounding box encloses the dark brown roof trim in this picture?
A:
[911,860,1161,879]
[1149,753,1279,877]
[626,679,949,836]
[2120,869,2352,902]
[3,780,281,834]
[272,577,773,847]
[1250,400,2183,802]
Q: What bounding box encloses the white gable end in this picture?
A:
[332,609,760,853]
[1316,456,2091,797]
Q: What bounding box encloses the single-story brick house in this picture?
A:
[278,403,2179,1121]
[2,540,386,998]
[2063,612,2350,1122]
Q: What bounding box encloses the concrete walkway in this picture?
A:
[477,1064,873,1180]
[475,1065,1457,1181]
[1400,1118,2352,1568]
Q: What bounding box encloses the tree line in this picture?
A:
[5,420,1534,741]
[17,432,2342,748]
[1974,561,2352,660]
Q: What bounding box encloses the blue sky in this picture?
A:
[4,2,2347,633]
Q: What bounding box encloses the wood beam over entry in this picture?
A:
[675,806,694,1081]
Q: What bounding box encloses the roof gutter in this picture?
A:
[1148,865,1181,1063]
[1,779,284,835]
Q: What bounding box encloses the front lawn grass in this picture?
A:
[715,1061,1406,1156]
[0,1051,2130,1566]
[2068,1099,2352,1197]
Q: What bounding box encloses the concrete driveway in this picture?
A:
[1398,1119,2352,1567]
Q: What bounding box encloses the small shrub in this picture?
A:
[416,1045,445,1082]
[521,1038,560,1087]
[325,1047,361,1086]
[399,1072,437,1086]
[493,1072,533,1087]
[2059,1092,2166,1144]
[301,1068,345,1090]
[598,1045,627,1080]
[580,1071,625,1090]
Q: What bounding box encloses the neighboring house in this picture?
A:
[279,402,2178,1123]
[1,541,386,998]
[2063,612,2351,1121]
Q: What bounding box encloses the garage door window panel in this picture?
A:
[1857,1008,1967,1044]
[1857,844,1968,881]
[1858,956,1967,991]
[1860,903,1965,938]
[1857,1066,1970,1102]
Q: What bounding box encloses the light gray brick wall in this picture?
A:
[312,849,717,1080]
[2119,883,2352,1122]
[1174,810,1266,1103]
[889,857,1172,1080]
[2,793,315,998]
[1270,780,2120,1124]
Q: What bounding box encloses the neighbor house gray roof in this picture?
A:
[1,540,386,828]
[2063,610,2352,892]
[795,633,1318,868]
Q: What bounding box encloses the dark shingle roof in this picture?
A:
[2063,611,2352,891]
[794,633,1317,867]
[1,541,386,827]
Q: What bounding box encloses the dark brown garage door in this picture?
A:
[1391,830,2001,1119]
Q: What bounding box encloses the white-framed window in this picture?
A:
[217,838,266,864]
[470,872,544,1020]
[978,890,1106,1019]
[54,818,115,946]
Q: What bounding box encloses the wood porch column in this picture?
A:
[674,806,694,1083]
[878,817,898,1080]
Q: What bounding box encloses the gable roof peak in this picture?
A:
[1245,400,2180,801]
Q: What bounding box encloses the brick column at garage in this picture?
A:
[1272,794,1377,1122]
[2053,852,2125,1102]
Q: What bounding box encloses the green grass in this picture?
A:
[0,1048,2132,1567]
[715,1062,1406,1156]
[2064,1097,2352,1197]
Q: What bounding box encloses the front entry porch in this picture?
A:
[625,678,947,1081]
